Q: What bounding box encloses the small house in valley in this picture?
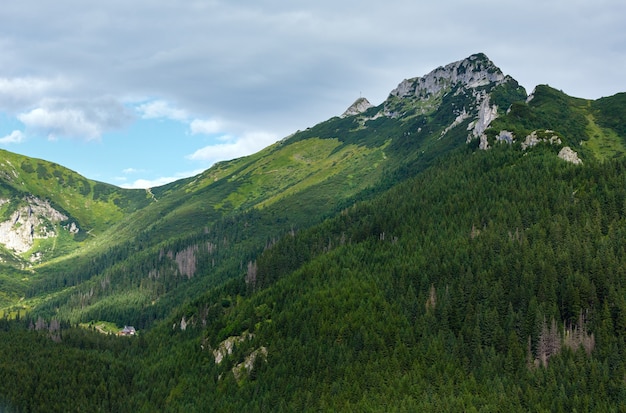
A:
[118,326,136,336]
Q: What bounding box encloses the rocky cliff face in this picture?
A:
[341,55,519,147]
[467,94,500,149]
[0,196,78,261]
[379,53,512,145]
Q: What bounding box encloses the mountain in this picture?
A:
[7,53,525,323]
[0,53,626,411]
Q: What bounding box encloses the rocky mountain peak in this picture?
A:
[389,53,505,99]
[341,97,374,117]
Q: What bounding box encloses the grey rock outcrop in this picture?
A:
[496,130,515,144]
[232,346,268,381]
[0,196,73,257]
[212,332,254,364]
[558,147,583,164]
[521,130,562,150]
[389,53,506,100]
[440,109,469,138]
[384,53,507,148]
[341,97,374,117]
[467,94,499,149]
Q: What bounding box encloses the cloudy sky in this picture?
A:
[0,1,624,188]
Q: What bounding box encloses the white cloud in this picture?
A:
[121,177,179,189]
[136,100,188,121]
[0,130,25,144]
[120,169,205,189]
[135,101,224,136]
[0,76,70,112]
[0,77,54,96]
[19,107,101,140]
[190,118,222,135]
[0,1,624,186]
[187,131,278,164]
[17,98,132,141]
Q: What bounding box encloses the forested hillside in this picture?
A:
[1,144,626,411]
[151,144,626,411]
[0,54,625,411]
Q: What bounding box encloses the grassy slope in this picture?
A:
[586,92,626,160]
[18,132,396,323]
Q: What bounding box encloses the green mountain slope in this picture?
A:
[16,53,528,326]
[144,144,626,411]
[486,84,626,160]
[6,53,624,328]
[0,150,152,310]
[0,53,625,411]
